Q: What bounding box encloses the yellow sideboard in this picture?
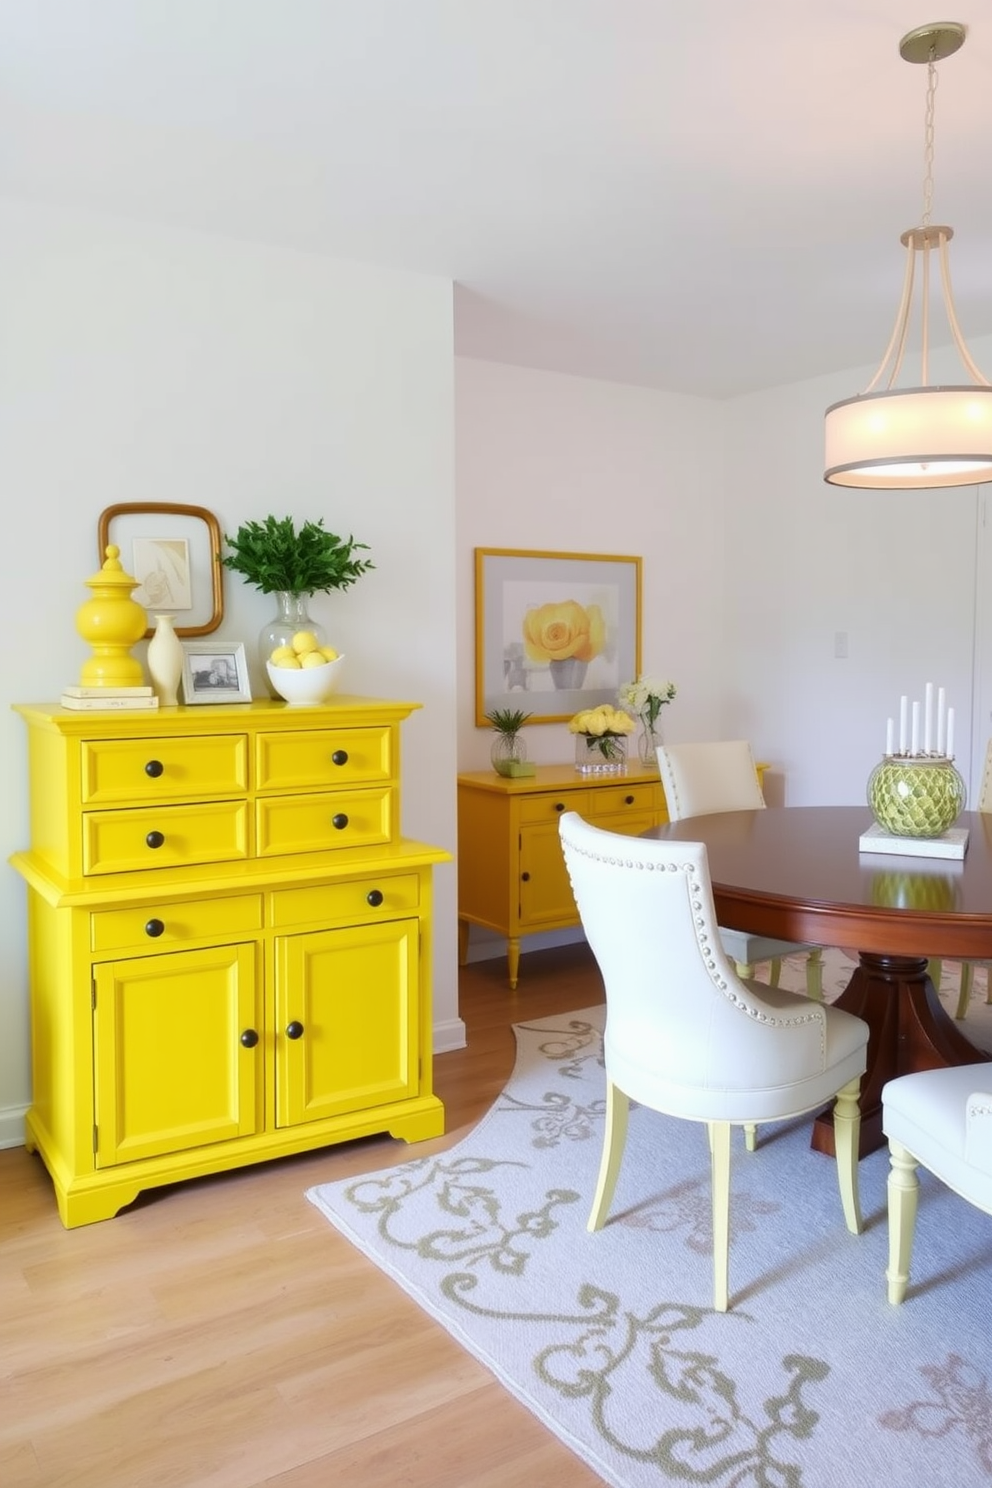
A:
[12,696,449,1227]
[457,764,667,988]
[457,760,770,989]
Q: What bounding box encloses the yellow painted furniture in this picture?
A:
[456,764,666,988]
[457,760,769,989]
[11,696,449,1227]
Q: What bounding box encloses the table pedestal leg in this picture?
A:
[811,952,990,1159]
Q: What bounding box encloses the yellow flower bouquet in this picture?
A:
[569,704,635,774]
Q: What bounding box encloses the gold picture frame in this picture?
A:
[97,502,224,638]
[475,547,642,725]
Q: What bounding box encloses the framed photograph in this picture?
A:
[97,502,224,638]
[180,641,252,704]
[475,547,642,725]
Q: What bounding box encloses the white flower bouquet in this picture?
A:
[618,675,677,728]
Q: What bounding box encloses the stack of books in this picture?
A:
[60,685,160,712]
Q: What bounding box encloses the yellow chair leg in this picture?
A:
[743,1123,757,1151]
[587,1081,629,1231]
[956,961,975,1020]
[832,1076,863,1235]
[768,957,782,988]
[804,947,823,1001]
[710,1120,732,1312]
[927,958,942,988]
[886,1137,920,1304]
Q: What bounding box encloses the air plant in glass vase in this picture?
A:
[222,515,374,674]
[485,707,534,777]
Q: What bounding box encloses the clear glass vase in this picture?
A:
[491,732,527,777]
[575,732,628,775]
[258,592,326,674]
[637,710,662,769]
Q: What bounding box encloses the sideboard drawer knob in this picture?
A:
[145,830,165,850]
[331,750,349,766]
[285,1021,304,1040]
[366,889,384,907]
[625,795,634,805]
[144,759,164,778]
[144,918,165,938]
[521,871,531,882]
[240,1029,259,1049]
[332,813,349,831]
[554,802,565,813]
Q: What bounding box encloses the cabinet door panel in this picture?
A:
[275,920,418,1127]
[518,823,577,928]
[93,943,260,1167]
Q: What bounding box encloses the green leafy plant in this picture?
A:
[222,516,374,597]
[485,707,533,735]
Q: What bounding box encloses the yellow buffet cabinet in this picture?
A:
[457,761,769,989]
[12,696,449,1227]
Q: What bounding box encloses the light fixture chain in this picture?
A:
[921,49,938,227]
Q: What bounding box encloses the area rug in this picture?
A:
[307,950,992,1488]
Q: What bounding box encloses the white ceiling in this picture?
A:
[2,0,991,398]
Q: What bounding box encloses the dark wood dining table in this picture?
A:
[646,805,992,1156]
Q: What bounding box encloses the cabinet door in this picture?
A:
[274,919,419,1128]
[93,943,260,1167]
[518,822,578,928]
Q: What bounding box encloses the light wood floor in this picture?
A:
[0,944,607,1488]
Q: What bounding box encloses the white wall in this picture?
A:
[455,357,727,770]
[0,197,462,1146]
[722,342,992,806]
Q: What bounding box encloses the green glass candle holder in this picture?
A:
[867,756,967,838]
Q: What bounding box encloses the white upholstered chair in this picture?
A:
[558,810,869,1312]
[656,740,824,1001]
[928,739,992,1020]
[882,1064,992,1304]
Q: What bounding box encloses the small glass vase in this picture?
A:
[636,710,662,769]
[491,732,527,777]
[867,755,967,838]
[259,592,326,674]
[575,732,628,776]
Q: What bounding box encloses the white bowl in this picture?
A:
[266,655,345,705]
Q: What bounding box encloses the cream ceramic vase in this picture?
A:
[147,613,185,705]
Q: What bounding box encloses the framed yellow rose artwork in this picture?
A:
[474,548,642,725]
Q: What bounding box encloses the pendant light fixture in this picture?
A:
[824,22,992,489]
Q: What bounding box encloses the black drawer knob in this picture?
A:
[331,749,349,766]
[625,795,634,805]
[366,889,384,907]
[521,871,531,882]
[144,918,165,938]
[240,1029,259,1049]
[144,759,164,778]
[145,830,165,850]
[554,802,565,812]
[285,1021,304,1040]
[332,813,349,831]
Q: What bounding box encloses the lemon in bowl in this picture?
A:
[266,648,344,705]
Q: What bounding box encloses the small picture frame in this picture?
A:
[180,641,252,704]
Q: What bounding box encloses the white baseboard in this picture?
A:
[433,1016,467,1053]
[0,1104,28,1149]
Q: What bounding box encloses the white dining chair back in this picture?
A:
[882,1064,992,1303]
[559,810,869,1311]
[656,740,823,1001]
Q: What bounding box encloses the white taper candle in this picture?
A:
[937,687,946,755]
[899,695,908,755]
[886,718,895,756]
[946,707,955,760]
[911,701,920,756]
[924,682,933,754]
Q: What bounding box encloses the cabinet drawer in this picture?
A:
[271,874,420,929]
[586,784,660,820]
[255,727,391,791]
[81,735,248,806]
[517,790,591,825]
[83,801,250,876]
[256,788,392,857]
[92,894,264,953]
